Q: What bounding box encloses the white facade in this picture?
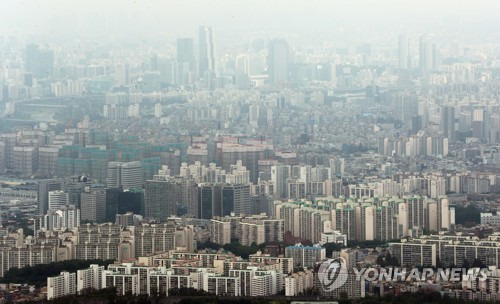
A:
[48,190,69,210]
[102,271,139,295]
[47,272,76,300]
[36,204,80,233]
[481,213,500,225]
[285,270,314,296]
[320,230,347,246]
[107,161,143,190]
[210,218,231,245]
[77,264,104,293]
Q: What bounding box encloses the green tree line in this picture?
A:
[1,259,114,287]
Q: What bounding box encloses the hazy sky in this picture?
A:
[1,0,498,44]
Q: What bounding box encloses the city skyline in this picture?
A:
[0,1,499,303]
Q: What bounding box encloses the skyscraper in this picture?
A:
[38,146,59,177]
[38,178,64,214]
[121,161,143,190]
[26,44,54,78]
[267,39,289,86]
[118,189,144,215]
[198,26,215,76]
[419,35,433,73]
[13,146,37,177]
[177,38,195,72]
[0,142,4,174]
[48,190,69,210]
[441,105,456,143]
[144,178,178,221]
[81,189,106,222]
[106,161,142,190]
[198,184,222,219]
[222,184,251,216]
[114,63,130,86]
[398,34,409,69]
[65,176,92,208]
[0,133,17,170]
[271,165,291,199]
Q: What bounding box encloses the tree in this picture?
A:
[376,252,399,267]
[454,204,481,227]
[1,259,114,287]
[324,242,343,257]
[387,253,399,266]
[462,259,470,269]
[436,256,444,268]
[197,240,222,251]
[472,258,486,269]
[339,291,348,299]
[377,254,385,266]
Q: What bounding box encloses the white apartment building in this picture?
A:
[320,230,347,246]
[481,213,500,225]
[210,218,231,245]
[102,270,138,295]
[47,271,76,300]
[285,269,314,296]
[77,264,104,293]
[285,243,326,269]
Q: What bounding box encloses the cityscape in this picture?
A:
[0,0,499,303]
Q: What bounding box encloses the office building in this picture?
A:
[0,133,16,170]
[441,105,456,143]
[271,164,291,199]
[105,188,120,221]
[26,44,54,78]
[217,142,273,183]
[144,177,178,221]
[198,184,222,219]
[107,161,143,190]
[177,38,195,72]
[65,175,92,208]
[198,26,215,76]
[399,34,410,69]
[48,190,69,210]
[38,146,59,177]
[267,39,289,86]
[419,34,433,73]
[114,63,130,86]
[118,189,144,215]
[13,145,37,177]
[0,142,4,174]
[38,178,64,214]
[81,189,107,222]
[222,184,251,216]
